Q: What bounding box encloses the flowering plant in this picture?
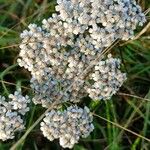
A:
[0,0,146,149]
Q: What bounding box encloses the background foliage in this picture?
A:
[0,0,150,149]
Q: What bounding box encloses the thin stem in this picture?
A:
[93,113,150,143]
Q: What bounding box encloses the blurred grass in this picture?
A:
[0,0,150,150]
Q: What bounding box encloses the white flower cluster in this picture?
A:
[17,19,100,108]
[17,17,127,107]
[16,0,146,148]
[56,0,146,46]
[40,105,94,149]
[85,54,127,100]
[17,0,146,108]
[9,91,30,115]
[0,91,30,141]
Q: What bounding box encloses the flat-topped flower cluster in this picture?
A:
[0,0,146,148]
[0,90,30,141]
[41,105,94,149]
[17,0,146,148]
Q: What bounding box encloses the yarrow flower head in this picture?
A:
[15,0,146,148]
[40,105,94,149]
[17,19,127,108]
[85,54,127,100]
[56,0,146,45]
[0,90,30,141]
